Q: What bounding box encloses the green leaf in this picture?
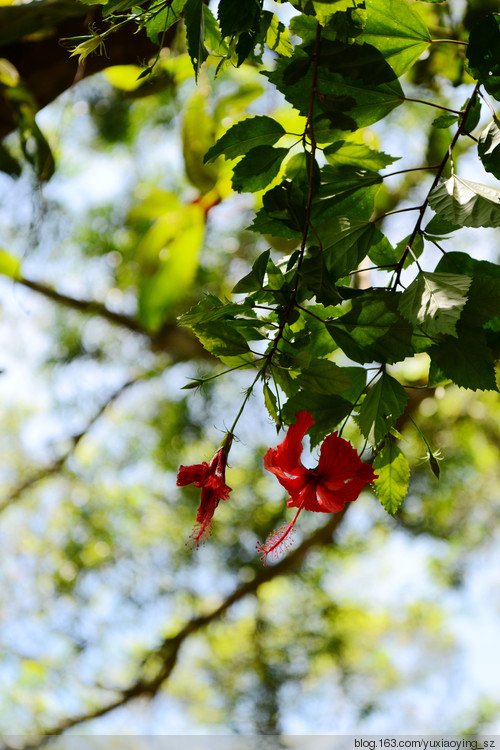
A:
[265,43,404,138]
[316,217,377,281]
[393,233,424,269]
[0,142,21,177]
[326,290,415,364]
[357,373,407,446]
[218,0,259,37]
[464,274,500,328]
[466,13,500,101]
[182,93,218,194]
[367,229,398,267]
[193,320,252,361]
[145,0,186,43]
[423,215,460,238]
[262,11,293,56]
[432,114,458,129]
[137,203,204,330]
[429,325,497,391]
[312,183,381,224]
[318,164,382,198]
[358,0,431,77]
[180,294,256,327]
[478,118,500,180]
[204,116,286,164]
[323,140,398,171]
[428,175,500,229]
[398,272,471,337]
[373,442,410,515]
[0,249,21,280]
[462,92,481,134]
[324,6,367,43]
[299,245,342,306]
[233,250,270,293]
[263,383,281,426]
[231,146,288,193]
[184,0,208,78]
[296,359,353,395]
[249,181,305,238]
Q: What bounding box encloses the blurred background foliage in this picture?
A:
[0,0,499,740]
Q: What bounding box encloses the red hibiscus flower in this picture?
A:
[177,434,233,548]
[258,411,376,564]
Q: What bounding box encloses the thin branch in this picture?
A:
[0,372,150,513]
[403,97,460,115]
[392,83,481,288]
[4,509,349,749]
[17,276,212,360]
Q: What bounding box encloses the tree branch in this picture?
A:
[0,373,151,513]
[3,509,348,748]
[17,276,212,361]
[0,1,161,138]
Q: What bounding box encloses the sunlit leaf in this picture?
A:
[373,442,410,515]
[357,373,407,446]
[204,116,286,164]
[428,176,500,229]
[398,272,471,338]
[358,0,431,77]
[478,118,500,180]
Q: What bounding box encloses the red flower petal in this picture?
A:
[267,410,314,476]
[177,462,207,486]
[286,478,324,512]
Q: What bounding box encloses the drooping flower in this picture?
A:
[258,411,376,564]
[177,434,233,548]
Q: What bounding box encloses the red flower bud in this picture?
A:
[177,435,233,548]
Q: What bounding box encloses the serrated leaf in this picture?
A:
[462,92,481,134]
[460,275,500,328]
[193,320,251,357]
[478,118,500,180]
[204,116,286,164]
[326,290,415,365]
[263,383,280,425]
[358,0,431,77]
[218,0,259,37]
[466,13,500,101]
[184,0,208,78]
[429,326,497,391]
[423,215,460,237]
[296,359,353,395]
[373,442,410,515]
[432,114,458,129]
[250,180,305,238]
[357,373,407,446]
[262,11,293,56]
[232,250,270,293]
[145,0,186,43]
[265,43,404,137]
[367,229,398,267]
[323,141,398,171]
[398,271,471,337]
[299,245,342,306]
[315,217,377,281]
[231,146,288,193]
[428,175,500,229]
[393,233,424,269]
